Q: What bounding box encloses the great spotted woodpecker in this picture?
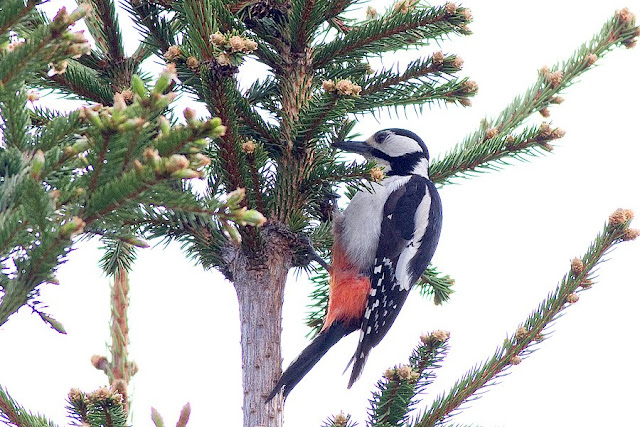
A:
[267,128,442,401]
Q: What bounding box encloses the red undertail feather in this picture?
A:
[266,242,370,402]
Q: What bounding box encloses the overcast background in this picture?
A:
[1,0,639,426]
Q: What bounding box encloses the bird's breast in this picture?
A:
[337,175,413,271]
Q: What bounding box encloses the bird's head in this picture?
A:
[334,128,430,177]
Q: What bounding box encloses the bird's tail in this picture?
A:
[266,322,353,402]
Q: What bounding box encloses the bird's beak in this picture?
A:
[333,140,374,156]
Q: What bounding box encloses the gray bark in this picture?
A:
[229,228,294,427]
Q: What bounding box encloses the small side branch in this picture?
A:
[414,210,638,427]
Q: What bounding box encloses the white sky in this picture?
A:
[1,0,639,426]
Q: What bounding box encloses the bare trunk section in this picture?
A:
[230,229,294,427]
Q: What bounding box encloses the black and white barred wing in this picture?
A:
[347,175,442,387]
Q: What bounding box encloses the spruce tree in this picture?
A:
[0,1,638,427]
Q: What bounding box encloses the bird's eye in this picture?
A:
[374,132,387,144]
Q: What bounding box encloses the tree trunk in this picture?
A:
[230,229,293,427]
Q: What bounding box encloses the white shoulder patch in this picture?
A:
[395,192,432,290]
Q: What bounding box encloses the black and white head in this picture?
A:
[335,128,430,177]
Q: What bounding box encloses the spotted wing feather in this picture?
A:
[347,176,442,387]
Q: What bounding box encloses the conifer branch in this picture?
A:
[312,5,472,69]
[68,387,128,427]
[414,210,638,427]
[430,9,639,185]
[44,61,116,104]
[430,122,564,185]
[124,0,175,56]
[0,0,41,37]
[235,94,280,148]
[352,76,476,113]
[0,386,58,427]
[0,88,31,149]
[0,6,90,91]
[88,240,138,417]
[369,331,450,426]
[0,68,229,326]
[78,0,125,62]
[416,266,455,305]
[202,73,247,193]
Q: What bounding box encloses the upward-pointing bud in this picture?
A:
[131,75,147,98]
[30,150,45,178]
[226,188,246,208]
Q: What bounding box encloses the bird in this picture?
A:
[267,128,442,402]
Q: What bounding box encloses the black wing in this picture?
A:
[347,175,442,387]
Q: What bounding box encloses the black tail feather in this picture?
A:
[266,322,353,402]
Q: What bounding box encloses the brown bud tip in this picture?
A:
[113,92,127,110]
[229,35,246,52]
[547,70,564,88]
[580,279,593,289]
[615,7,635,23]
[68,388,85,403]
[242,140,256,154]
[176,403,192,427]
[432,51,445,65]
[322,79,336,92]
[192,153,211,168]
[585,53,598,66]
[216,52,231,66]
[229,35,244,52]
[27,90,40,102]
[539,107,550,118]
[370,167,385,182]
[566,293,579,304]
[461,8,472,20]
[461,80,478,93]
[623,39,637,49]
[186,56,199,69]
[333,413,349,426]
[431,329,451,342]
[623,228,640,241]
[539,65,550,76]
[365,6,378,19]
[459,98,472,107]
[209,31,226,46]
[515,326,528,340]
[163,45,181,61]
[608,208,634,226]
[538,122,551,138]
[550,96,565,104]
[183,107,196,121]
[551,128,566,139]
[396,364,413,380]
[451,56,464,69]
[133,159,144,172]
[445,2,457,14]
[166,154,190,173]
[121,89,133,102]
[570,258,584,276]
[90,355,108,371]
[242,38,258,52]
[393,0,419,14]
[336,79,362,96]
[510,356,522,365]
[88,386,111,402]
[384,367,396,380]
[485,128,498,139]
